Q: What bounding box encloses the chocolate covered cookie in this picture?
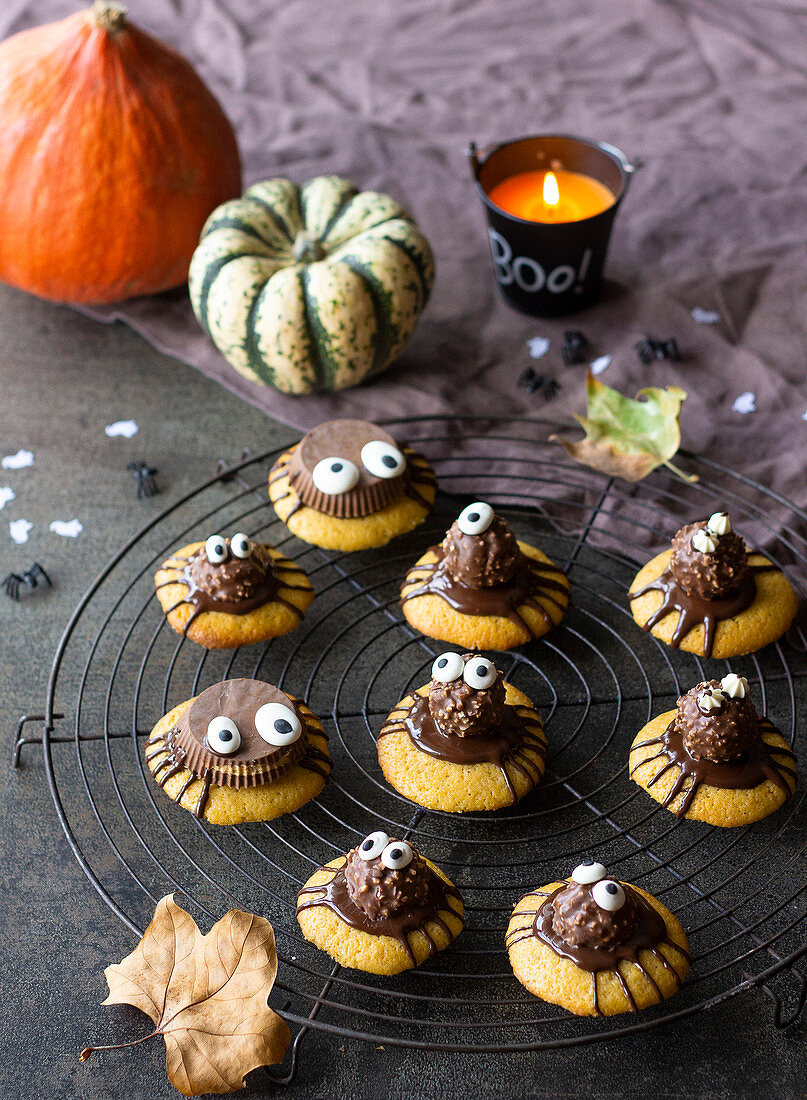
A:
[507,861,689,1016]
[629,674,796,825]
[378,652,547,812]
[400,503,569,649]
[268,419,436,551]
[628,511,797,658]
[155,532,314,649]
[297,830,464,974]
[145,678,330,824]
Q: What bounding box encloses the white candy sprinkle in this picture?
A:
[721,673,748,699]
[692,529,718,554]
[50,519,83,538]
[691,307,721,324]
[105,420,139,438]
[2,449,34,469]
[698,689,725,713]
[706,511,731,537]
[590,355,611,376]
[9,518,32,544]
[733,392,756,415]
[527,336,550,359]
[0,487,15,511]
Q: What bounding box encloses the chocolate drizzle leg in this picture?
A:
[378,693,546,805]
[401,545,567,637]
[631,716,796,819]
[505,881,689,1016]
[297,850,462,965]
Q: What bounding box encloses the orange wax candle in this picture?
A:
[487,169,615,223]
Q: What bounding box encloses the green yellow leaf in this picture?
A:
[551,372,697,482]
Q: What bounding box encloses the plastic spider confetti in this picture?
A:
[518,367,561,401]
[634,335,681,365]
[2,562,52,601]
[561,330,590,365]
[127,461,159,499]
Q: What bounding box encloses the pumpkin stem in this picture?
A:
[292,231,325,264]
[88,1,128,32]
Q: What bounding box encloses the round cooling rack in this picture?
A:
[24,416,807,1070]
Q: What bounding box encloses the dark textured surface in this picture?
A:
[2,283,806,1099]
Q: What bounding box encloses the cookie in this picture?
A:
[268,419,436,551]
[145,678,330,825]
[629,674,796,826]
[378,652,547,812]
[154,532,313,649]
[507,861,689,1017]
[297,831,463,974]
[400,502,569,650]
[628,511,797,658]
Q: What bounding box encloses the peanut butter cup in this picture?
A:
[297,831,463,974]
[145,678,330,824]
[507,862,690,1016]
[629,674,796,824]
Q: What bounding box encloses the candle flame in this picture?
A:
[543,171,560,207]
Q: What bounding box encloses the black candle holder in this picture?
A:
[468,133,637,317]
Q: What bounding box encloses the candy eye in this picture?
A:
[230,532,251,559]
[457,502,494,536]
[206,716,241,755]
[360,440,406,479]
[205,535,229,564]
[431,652,465,683]
[254,702,302,746]
[463,657,497,690]
[592,879,626,912]
[358,830,388,860]
[571,861,607,885]
[312,457,359,495]
[381,841,413,870]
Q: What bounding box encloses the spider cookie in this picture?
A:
[145,678,330,824]
[268,419,436,551]
[628,511,797,659]
[297,830,463,974]
[400,502,569,649]
[506,861,690,1017]
[629,674,796,826]
[155,531,313,649]
[378,652,547,812]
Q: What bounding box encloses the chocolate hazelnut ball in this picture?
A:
[551,881,639,952]
[189,542,274,602]
[344,843,429,920]
[428,654,506,737]
[443,514,519,587]
[669,520,747,600]
[676,680,759,763]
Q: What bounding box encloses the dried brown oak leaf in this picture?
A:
[551,372,697,483]
[81,894,290,1096]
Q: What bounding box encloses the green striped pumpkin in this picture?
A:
[188,175,435,395]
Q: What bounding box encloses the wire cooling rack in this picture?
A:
[15,415,807,1077]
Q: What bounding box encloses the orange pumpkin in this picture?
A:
[0,2,241,304]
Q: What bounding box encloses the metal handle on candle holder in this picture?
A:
[597,139,643,189]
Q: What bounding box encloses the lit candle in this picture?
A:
[487,169,615,224]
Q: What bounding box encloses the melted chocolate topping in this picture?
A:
[401,544,567,637]
[630,714,795,819]
[629,559,775,658]
[505,881,689,1015]
[297,848,462,965]
[146,679,330,818]
[378,692,546,805]
[157,542,309,636]
[270,438,436,520]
